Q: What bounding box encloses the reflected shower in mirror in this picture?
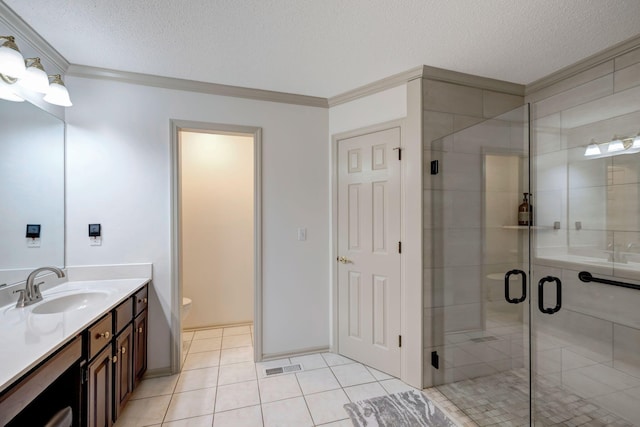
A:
[0,99,64,287]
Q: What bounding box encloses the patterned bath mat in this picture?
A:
[344,389,456,427]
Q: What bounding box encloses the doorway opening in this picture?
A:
[170,121,262,372]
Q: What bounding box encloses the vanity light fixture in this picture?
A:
[584,134,640,158]
[0,35,72,106]
[19,58,50,93]
[584,139,601,156]
[0,36,26,78]
[0,75,24,102]
[43,75,72,107]
[606,135,625,153]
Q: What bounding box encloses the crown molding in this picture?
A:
[422,65,524,96]
[66,64,329,108]
[328,66,425,107]
[328,65,524,107]
[0,1,69,74]
[525,33,640,96]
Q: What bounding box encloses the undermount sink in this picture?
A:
[31,292,109,315]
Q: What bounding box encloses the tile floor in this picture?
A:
[114,324,465,427]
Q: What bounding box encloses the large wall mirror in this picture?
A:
[0,99,65,287]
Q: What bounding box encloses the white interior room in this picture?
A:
[1,1,640,426]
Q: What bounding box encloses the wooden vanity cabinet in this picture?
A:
[113,298,134,421]
[84,284,149,427]
[86,345,113,427]
[133,286,148,387]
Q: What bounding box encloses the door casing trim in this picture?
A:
[170,120,263,372]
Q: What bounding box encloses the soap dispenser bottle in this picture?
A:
[518,193,533,226]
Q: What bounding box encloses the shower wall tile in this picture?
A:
[568,156,608,189]
[441,228,482,267]
[534,307,613,363]
[526,61,614,104]
[613,323,640,379]
[485,191,519,227]
[423,80,484,116]
[443,303,482,333]
[441,151,482,191]
[482,91,523,119]
[443,190,482,229]
[533,113,563,154]
[562,269,640,328]
[484,229,519,265]
[564,110,640,150]
[614,61,640,92]
[533,189,564,229]
[614,46,640,70]
[534,74,613,119]
[567,186,607,230]
[561,84,640,129]
[534,150,567,191]
[452,114,485,133]
[423,111,453,149]
[611,153,640,185]
[452,118,511,154]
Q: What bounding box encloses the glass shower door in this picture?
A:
[430,104,532,425]
[531,84,640,426]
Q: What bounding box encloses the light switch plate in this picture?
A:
[297,228,307,241]
[90,237,102,246]
[27,238,41,248]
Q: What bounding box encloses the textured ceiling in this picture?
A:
[4,0,640,98]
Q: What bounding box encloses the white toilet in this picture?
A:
[182,297,192,321]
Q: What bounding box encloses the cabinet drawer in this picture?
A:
[134,286,148,317]
[88,313,113,361]
[114,298,133,334]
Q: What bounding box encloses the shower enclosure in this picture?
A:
[427,99,640,425]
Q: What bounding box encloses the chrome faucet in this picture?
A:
[14,266,65,308]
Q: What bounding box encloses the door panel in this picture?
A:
[432,105,531,425]
[337,127,401,377]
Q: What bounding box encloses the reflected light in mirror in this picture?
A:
[607,136,625,153]
[584,139,601,156]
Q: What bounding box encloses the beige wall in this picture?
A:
[180,132,254,328]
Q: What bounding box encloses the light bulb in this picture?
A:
[0,75,23,102]
[19,58,49,93]
[607,136,625,153]
[0,36,26,78]
[43,75,72,107]
[584,140,601,156]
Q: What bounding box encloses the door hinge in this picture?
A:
[398,241,402,254]
[81,368,87,384]
[398,335,402,347]
[430,160,439,175]
[431,351,440,369]
[393,147,402,160]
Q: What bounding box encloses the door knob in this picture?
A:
[337,256,352,264]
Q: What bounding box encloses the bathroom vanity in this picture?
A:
[0,278,150,427]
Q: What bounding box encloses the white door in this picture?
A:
[337,127,402,377]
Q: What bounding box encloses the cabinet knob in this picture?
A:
[98,331,110,340]
[143,297,148,304]
[138,327,143,333]
[112,355,118,363]
[121,346,126,354]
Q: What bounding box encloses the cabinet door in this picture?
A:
[87,345,113,427]
[113,324,134,421]
[133,310,148,387]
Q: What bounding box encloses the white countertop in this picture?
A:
[0,278,150,393]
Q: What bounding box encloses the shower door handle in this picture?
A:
[504,269,527,304]
[538,276,562,314]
